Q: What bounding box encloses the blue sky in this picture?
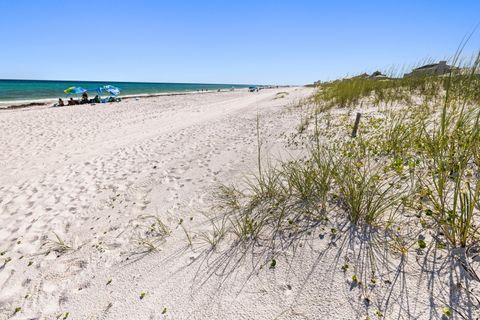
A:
[0,1,479,84]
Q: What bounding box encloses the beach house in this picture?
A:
[404,60,455,77]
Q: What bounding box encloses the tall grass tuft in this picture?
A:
[334,157,405,226]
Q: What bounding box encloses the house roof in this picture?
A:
[350,73,369,79]
[414,63,440,71]
[413,61,454,71]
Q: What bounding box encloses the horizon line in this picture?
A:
[0,78,265,86]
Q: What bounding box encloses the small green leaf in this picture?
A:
[418,239,427,249]
[14,307,21,314]
[140,292,146,300]
[269,259,277,269]
[436,242,446,250]
[162,307,167,314]
[442,307,451,317]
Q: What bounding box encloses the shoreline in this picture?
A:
[0,88,255,110]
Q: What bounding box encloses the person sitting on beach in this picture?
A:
[57,98,65,106]
[88,95,101,103]
[81,92,89,104]
[68,97,79,105]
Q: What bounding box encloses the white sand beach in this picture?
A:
[1,87,478,320]
[0,88,312,319]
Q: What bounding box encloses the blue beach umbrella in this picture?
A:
[99,85,121,96]
[64,86,87,95]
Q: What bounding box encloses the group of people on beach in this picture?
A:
[56,92,120,107]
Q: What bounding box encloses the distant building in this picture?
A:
[351,73,369,79]
[369,71,388,79]
[404,61,455,77]
[342,71,390,80]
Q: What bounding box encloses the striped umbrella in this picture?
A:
[100,85,121,96]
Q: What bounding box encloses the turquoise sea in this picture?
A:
[0,79,252,102]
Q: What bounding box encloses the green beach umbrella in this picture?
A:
[64,86,87,95]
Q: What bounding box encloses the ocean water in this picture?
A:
[0,79,252,102]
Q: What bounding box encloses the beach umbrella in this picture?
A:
[64,86,87,95]
[100,85,121,96]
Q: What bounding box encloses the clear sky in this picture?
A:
[1,1,479,84]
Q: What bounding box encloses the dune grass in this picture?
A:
[314,64,480,112]
[210,58,480,247]
[134,215,170,251]
[203,53,480,318]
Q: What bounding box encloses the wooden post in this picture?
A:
[351,112,362,138]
